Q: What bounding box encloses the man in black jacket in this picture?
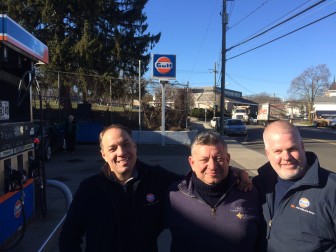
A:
[59,124,180,252]
[252,120,336,252]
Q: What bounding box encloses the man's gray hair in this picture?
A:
[191,132,227,154]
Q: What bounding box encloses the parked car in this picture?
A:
[223,119,247,136]
[210,117,230,130]
[33,120,66,161]
[210,117,220,128]
[329,119,336,129]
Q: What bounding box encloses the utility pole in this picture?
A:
[213,62,217,117]
[220,0,228,136]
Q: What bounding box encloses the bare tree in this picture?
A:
[288,64,331,121]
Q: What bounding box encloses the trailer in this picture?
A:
[257,102,287,126]
[0,14,48,249]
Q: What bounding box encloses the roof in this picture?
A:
[192,87,258,106]
[226,95,259,106]
[315,96,336,103]
[329,82,336,91]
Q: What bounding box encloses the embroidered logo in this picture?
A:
[230,206,252,219]
[299,198,310,208]
[146,193,155,203]
[290,198,315,215]
[236,212,244,219]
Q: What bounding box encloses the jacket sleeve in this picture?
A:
[59,182,88,252]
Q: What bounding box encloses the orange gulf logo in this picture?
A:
[299,198,310,208]
[155,57,173,74]
[14,200,22,218]
[146,193,155,202]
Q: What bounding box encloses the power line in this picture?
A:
[227,0,270,31]
[227,11,336,61]
[229,0,315,47]
[226,0,326,52]
[226,73,255,94]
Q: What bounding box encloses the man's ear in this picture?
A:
[101,149,106,161]
[188,156,194,170]
[301,140,305,151]
[226,153,231,164]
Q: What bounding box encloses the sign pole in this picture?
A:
[160,80,167,146]
[138,60,142,144]
[152,54,176,146]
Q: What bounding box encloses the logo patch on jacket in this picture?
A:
[146,193,155,202]
[299,198,310,208]
[230,206,256,219]
[290,197,315,215]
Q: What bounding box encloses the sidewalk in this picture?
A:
[4,120,268,252]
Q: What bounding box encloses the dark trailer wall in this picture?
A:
[0,14,48,248]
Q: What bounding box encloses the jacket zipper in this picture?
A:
[211,208,216,216]
[179,179,236,216]
[211,183,236,216]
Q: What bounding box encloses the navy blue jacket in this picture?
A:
[59,160,180,252]
[253,152,336,252]
[165,168,265,252]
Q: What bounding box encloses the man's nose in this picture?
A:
[208,157,217,169]
[282,150,291,160]
[116,145,126,155]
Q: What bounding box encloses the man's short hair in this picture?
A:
[99,124,133,149]
[191,132,227,154]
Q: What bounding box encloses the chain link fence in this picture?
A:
[32,70,193,130]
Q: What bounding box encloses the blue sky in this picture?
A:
[144,0,336,100]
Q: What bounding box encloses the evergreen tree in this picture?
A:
[1,0,160,108]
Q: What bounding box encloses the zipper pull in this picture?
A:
[268,220,272,227]
[211,208,216,216]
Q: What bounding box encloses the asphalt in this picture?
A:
[1,120,270,252]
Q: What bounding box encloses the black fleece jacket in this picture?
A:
[59,160,180,252]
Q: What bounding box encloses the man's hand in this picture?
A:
[231,167,252,192]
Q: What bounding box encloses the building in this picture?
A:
[314,96,336,119]
[191,87,259,116]
[325,78,336,97]
[313,78,336,119]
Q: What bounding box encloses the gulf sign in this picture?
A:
[152,54,176,79]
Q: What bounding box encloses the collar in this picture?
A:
[178,167,238,197]
[257,151,320,188]
[101,162,139,185]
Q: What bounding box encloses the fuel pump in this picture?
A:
[0,14,49,249]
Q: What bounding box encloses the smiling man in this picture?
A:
[59,124,180,252]
[252,120,336,252]
[165,132,265,252]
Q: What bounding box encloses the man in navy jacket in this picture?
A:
[166,132,265,252]
[253,120,336,251]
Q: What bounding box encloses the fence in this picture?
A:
[32,69,192,130]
